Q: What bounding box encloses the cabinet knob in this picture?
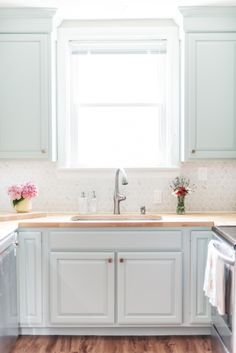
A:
[41,149,46,154]
[119,258,124,263]
[191,149,196,154]
[108,258,113,263]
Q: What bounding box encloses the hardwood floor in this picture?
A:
[12,335,212,353]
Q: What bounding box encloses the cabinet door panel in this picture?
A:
[187,33,236,159]
[0,34,49,158]
[18,232,42,325]
[117,252,182,325]
[50,252,114,324]
[190,231,211,324]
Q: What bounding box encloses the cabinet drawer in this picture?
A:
[49,230,182,251]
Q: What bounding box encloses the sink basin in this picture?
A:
[70,214,162,222]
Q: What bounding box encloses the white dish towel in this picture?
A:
[203,240,234,315]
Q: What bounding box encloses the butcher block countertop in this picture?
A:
[1,212,236,241]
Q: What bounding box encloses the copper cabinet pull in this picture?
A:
[108,258,113,263]
[119,258,124,263]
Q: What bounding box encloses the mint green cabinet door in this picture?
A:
[190,231,211,324]
[50,252,115,325]
[0,34,51,159]
[185,33,236,159]
[18,232,42,326]
[117,252,182,325]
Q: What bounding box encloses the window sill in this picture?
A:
[56,165,181,173]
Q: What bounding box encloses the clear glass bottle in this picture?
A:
[78,192,88,214]
[90,190,97,214]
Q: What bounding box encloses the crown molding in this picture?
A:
[179,6,236,17]
[179,6,236,32]
[0,7,57,33]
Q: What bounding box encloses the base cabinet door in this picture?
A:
[50,252,115,324]
[117,252,182,325]
[18,232,42,325]
[190,231,211,324]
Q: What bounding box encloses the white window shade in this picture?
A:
[69,39,167,54]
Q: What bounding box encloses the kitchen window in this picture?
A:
[57,22,179,168]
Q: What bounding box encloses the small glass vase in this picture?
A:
[14,198,32,213]
[176,196,185,215]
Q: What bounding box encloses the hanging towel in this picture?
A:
[203,240,219,308]
[203,240,234,315]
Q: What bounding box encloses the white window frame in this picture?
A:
[57,20,180,170]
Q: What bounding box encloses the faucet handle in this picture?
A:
[140,206,146,215]
[117,193,126,202]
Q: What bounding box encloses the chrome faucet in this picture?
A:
[113,168,128,214]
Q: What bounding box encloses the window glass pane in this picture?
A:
[68,39,171,168]
[71,52,166,104]
[70,106,168,167]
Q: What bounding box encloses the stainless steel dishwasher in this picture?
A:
[0,232,19,353]
[211,226,236,353]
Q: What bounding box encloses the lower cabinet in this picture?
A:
[50,250,182,326]
[17,229,212,330]
[117,252,182,324]
[50,252,115,324]
[190,231,211,324]
[18,232,42,325]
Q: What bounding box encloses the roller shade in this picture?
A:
[69,39,167,55]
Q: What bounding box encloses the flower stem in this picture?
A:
[177,196,185,215]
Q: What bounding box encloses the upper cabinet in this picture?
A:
[0,8,57,160]
[180,7,236,160]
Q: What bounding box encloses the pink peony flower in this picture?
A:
[8,182,38,202]
[21,182,38,199]
[8,184,23,200]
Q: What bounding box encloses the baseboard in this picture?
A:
[20,326,211,336]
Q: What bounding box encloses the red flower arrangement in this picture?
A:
[170,176,195,214]
[170,176,194,197]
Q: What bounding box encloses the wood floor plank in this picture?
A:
[12,335,212,353]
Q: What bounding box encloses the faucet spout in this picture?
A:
[113,168,128,214]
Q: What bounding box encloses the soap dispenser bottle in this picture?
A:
[78,192,88,214]
[90,190,97,214]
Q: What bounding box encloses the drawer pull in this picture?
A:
[119,258,124,263]
[191,149,196,154]
[41,149,46,154]
[108,258,113,263]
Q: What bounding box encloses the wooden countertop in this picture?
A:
[0,212,47,222]
[18,214,215,228]
[0,212,236,240]
[0,221,18,242]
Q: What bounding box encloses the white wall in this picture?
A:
[0,160,236,213]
